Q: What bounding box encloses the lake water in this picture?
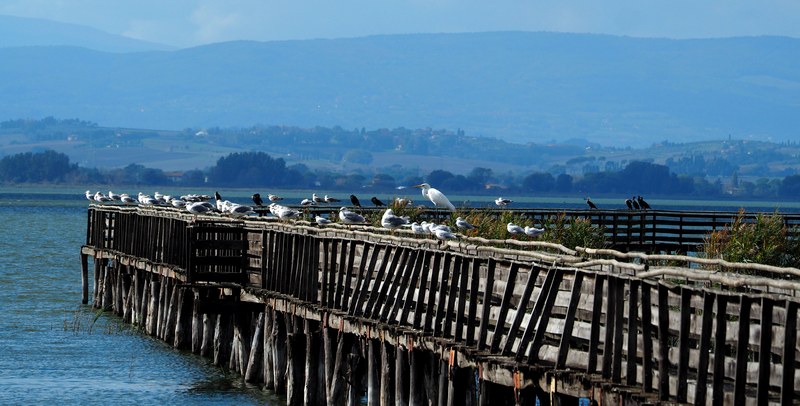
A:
[2,186,798,405]
[0,188,281,405]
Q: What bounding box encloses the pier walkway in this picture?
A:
[81,205,800,405]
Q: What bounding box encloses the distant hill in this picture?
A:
[1,31,798,147]
[0,15,173,52]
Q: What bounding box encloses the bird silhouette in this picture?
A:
[625,198,633,210]
[350,194,361,207]
[371,196,385,207]
[586,198,598,209]
[631,196,641,210]
[215,191,223,201]
[637,195,651,210]
[252,193,263,206]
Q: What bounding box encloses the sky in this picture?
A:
[1,0,799,48]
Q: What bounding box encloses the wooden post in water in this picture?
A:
[286,330,306,406]
[381,340,395,405]
[80,253,89,304]
[395,341,409,406]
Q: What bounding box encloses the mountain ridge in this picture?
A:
[1,29,798,147]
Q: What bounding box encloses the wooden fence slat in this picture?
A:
[350,243,378,317]
[712,295,728,406]
[363,246,396,318]
[453,256,471,342]
[489,262,520,353]
[757,297,773,405]
[657,283,670,401]
[611,277,625,383]
[501,265,542,356]
[476,258,496,351]
[442,255,463,339]
[385,249,419,324]
[626,279,639,386]
[781,300,798,404]
[556,271,584,368]
[524,267,564,363]
[465,258,482,347]
[433,253,453,337]
[587,274,606,374]
[602,276,617,379]
[340,240,358,311]
[424,251,443,334]
[694,291,715,405]
[733,295,751,406]
[677,287,692,402]
[396,248,427,326]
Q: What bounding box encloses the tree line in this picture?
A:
[3,149,800,199]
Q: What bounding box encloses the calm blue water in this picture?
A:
[0,188,280,405]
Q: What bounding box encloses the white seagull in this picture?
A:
[495,197,512,207]
[338,207,367,224]
[84,190,93,201]
[93,191,112,203]
[315,215,332,226]
[433,228,458,240]
[269,203,301,220]
[455,217,477,230]
[108,191,122,201]
[312,193,324,204]
[186,201,214,218]
[412,183,455,211]
[507,222,525,235]
[524,226,545,238]
[268,194,283,202]
[381,208,409,231]
[120,194,137,205]
[410,222,426,234]
[324,195,340,203]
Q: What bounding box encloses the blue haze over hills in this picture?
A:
[1,15,799,148]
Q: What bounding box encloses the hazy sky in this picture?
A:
[2,0,799,48]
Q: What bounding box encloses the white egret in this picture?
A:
[412,183,455,211]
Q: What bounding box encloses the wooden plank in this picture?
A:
[523,267,564,363]
[413,250,433,330]
[694,291,715,405]
[733,295,751,405]
[781,300,798,404]
[424,251,443,334]
[340,240,358,310]
[465,258,482,347]
[397,248,427,326]
[626,279,639,386]
[657,283,670,400]
[641,281,653,393]
[346,242,377,316]
[320,238,330,307]
[453,256,471,342]
[326,239,338,308]
[489,262,520,353]
[556,271,584,368]
[611,277,625,383]
[602,276,617,379]
[587,274,605,374]
[433,253,453,337]
[350,243,378,317]
[712,295,728,406]
[384,249,418,324]
[757,297,773,405]
[363,246,394,319]
[371,247,407,320]
[676,287,692,402]
[500,265,541,355]
[442,255,463,339]
[477,258,496,351]
[378,248,413,323]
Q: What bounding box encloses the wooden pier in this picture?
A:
[81,205,800,405]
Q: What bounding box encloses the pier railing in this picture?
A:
[84,205,800,404]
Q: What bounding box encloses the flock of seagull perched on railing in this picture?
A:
[84,182,551,241]
[86,183,649,241]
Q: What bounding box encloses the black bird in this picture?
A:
[586,197,598,210]
[371,196,385,207]
[637,195,651,210]
[631,196,641,210]
[215,191,223,201]
[252,193,263,206]
[625,198,633,210]
[350,194,361,207]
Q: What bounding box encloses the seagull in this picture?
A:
[268,194,283,202]
[120,194,137,205]
[312,193,324,204]
[412,183,455,211]
[170,198,187,209]
[94,191,112,203]
[84,190,94,201]
[433,228,458,240]
[324,195,340,203]
[269,203,301,220]
[507,222,525,235]
[252,193,264,206]
[371,197,386,207]
[300,198,315,207]
[339,207,367,224]
[381,208,409,231]
[586,198,598,210]
[108,191,122,201]
[186,201,214,218]
[315,215,332,226]
[394,197,412,207]
[637,195,651,210]
[227,204,255,218]
[410,222,426,234]
[350,194,362,207]
[524,226,545,238]
[495,197,512,208]
[455,217,477,230]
